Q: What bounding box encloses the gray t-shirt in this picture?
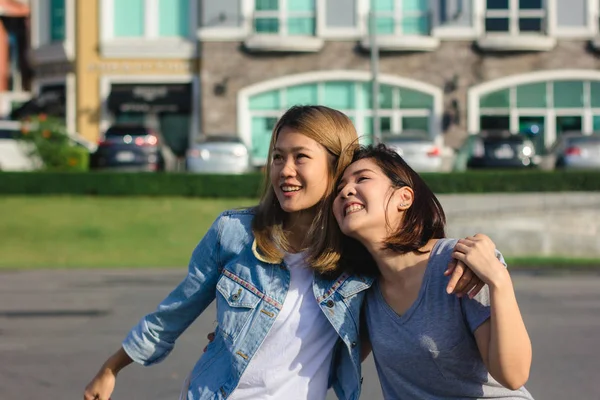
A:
[365,238,534,399]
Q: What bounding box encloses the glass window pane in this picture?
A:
[519,116,545,153]
[516,82,546,108]
[255,18,280,33]
[519,18,542,32]
[159,0,189,37]
[402,16,429,34]
[256,0,278,11]
[288,17,315,35]
[481,115,510,131]
[323,82,355,109]
[362,117,374,145]
[556,116,582,135]
[362,83,394,109]
[591,82,600,107]
[402,116,429,132]
[159,113,190,157]
[50,0,65,41]
[286,84,318,107]
[593,116,600,131]
[487,0,509,10]
[371,0,394,12]
[480,89,510,108]
[486,18,509,32]
[114,0,144,37]
[399,88,433,109]
[287,0,315,12]
[519,0,542,9]
[403,0,427,12]
[554,81,584,108]
[373,17,395,34]
[251,117,278,161]
[249,91,280,110]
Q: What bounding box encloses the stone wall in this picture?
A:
[201,40,600,149]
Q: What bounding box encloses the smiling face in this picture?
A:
[270,126,332,216]
[333,158,409,245]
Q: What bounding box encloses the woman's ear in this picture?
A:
[395,186,414,211]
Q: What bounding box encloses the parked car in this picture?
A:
[464,131,540,169]
[90,124,168,172]
[186,135,251,174]
[0,120,39,171]
[0,120,94,171]
[382,131,444,172]
[548,132,600,170]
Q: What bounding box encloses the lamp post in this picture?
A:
[369,11,381,144]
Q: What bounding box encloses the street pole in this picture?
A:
[369,11,380,144]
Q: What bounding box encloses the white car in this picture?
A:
[0,120,39,171]
[0,120,97,171]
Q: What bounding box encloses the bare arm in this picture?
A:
[453,234,532,390]
[83,347,133,400]
[473,270,532,390]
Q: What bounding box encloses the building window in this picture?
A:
[50,0,66,42]
[370,0,431,35]
[478,78,600,151]
[484,0,545,35]
[247,79,434,163]
[112,0,189,38]
[253,0,316,35]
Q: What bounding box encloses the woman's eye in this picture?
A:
[357,176,368,182]
[297,153,309,159]
[272,154,282,160]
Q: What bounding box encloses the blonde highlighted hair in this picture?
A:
[252,105,359,275]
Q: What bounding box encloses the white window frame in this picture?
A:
[252,0,317,36]
[100,0,197,59]
[238,70,443,165]
[432,0,479,40]
[318,0,362,39]
[468,70,600,148]
[365,0,432,36]
[29,0,75,64]
[480,0,549,36]
[552,0,596,38]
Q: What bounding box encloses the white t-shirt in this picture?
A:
[228,252,339,400]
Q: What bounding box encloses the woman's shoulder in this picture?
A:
[212,207,258,237]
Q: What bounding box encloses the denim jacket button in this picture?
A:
[351,341,357,348]
[326,300,334,308]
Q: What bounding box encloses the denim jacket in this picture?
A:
[122,209,374,400]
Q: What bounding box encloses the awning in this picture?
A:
[107,83,192,114]
[10,85,65,120]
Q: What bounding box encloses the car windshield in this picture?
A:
[105,126,149,137]
[567,136,600,146]
[201,136,242,143]
[382,132,430,142]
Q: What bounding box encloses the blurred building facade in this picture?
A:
[22,1,600,165]
[0,0,32,118]
[28,0,199,158]
[201,0,600,166]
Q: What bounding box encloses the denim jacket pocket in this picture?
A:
[216,273,262,342]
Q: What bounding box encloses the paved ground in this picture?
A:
[0,269,599,400]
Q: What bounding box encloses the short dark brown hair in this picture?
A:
[342,144,446,265]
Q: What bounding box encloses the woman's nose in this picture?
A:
[280,158,296,177]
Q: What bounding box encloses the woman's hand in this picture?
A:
[451,234,509,288]
[83,368,115,400]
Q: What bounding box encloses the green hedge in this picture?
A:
[0,170,599,197]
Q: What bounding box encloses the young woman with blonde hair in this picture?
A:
[83,106,480,400]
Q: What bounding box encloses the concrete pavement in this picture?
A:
[0,269,599,399]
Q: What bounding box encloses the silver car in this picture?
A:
[382,132,444,172]
[550,133,600,170]
[186,135,252,174]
